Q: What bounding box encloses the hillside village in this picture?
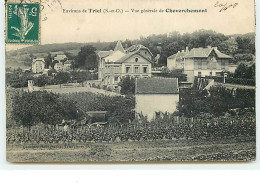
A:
[6,31,256,162]
[6,30,255,122]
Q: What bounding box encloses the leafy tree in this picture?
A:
[63,51,75,60]
[44,53,52,69]
[118,76,135,95]
[218,37,238,55]
[54,72,71,87]
[234,63,255,79]
[11,91,84,133]
[33,75,50,87]
[71,71,92,86]
[6,71,33,88]
[75,45,98,69]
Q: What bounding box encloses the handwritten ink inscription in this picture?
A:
[214,1,238,12]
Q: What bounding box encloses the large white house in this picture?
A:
[135,78,179,121]
[167,46,232,83]
[98,41,153,90]
[32,58,45,73]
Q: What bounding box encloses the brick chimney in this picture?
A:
[185,47,189,52]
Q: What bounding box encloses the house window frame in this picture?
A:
[126,66,131,73]
[134,66,139,73]
[114,76,119,82]
[143,66,148,73]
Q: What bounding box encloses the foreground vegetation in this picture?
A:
[6,85,255,162]
[6,136,255,162]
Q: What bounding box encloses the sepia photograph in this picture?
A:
[5,0,256,163]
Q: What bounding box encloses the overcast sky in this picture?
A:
[6,0,255,51]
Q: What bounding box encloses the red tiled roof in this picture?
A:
[136,78,179,94]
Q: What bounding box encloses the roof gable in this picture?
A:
[136,78,179,94]
[118,52,152,64]
[184,47,231,59]
[104,50,125,62]
[32,58,45,64]
[114,41,125,53]
[98,50,113,58]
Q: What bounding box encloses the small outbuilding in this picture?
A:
[86,111,108,124]
[135,78,179,121]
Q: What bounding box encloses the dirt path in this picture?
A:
[6,139,255,162]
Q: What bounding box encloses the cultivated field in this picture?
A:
[39,83,120,96]
[7,136,255,163]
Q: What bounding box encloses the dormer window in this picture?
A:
[135,58,138,62]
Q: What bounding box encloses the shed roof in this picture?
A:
[136,78,179,94]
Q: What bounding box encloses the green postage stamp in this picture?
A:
[6,2,40,44]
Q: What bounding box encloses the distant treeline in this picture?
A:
[7,30,255,66]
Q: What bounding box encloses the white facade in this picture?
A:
[32,58,45,73]
[135,94,179,121]
[54,62,63,71]
[167,58,176,70]
[98,42,153,90]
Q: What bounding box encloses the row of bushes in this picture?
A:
[200,75,255,86]
[6,70,98,88]
[179,86,255,117]
[225,77,255,86]
[7,112,255,144]
[8,90,135,129]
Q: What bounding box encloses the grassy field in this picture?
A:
[38,83,120,96]
[6,137,255,163]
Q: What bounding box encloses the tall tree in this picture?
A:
[75,45,98,69]
[118,76,135,95]
[44,53,52,69]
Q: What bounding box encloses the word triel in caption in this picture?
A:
[62,8,208,14]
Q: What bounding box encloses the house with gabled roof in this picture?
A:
[184,46,232,82]
[135,78,179,121]
[32,58,45,73]
[167,46,232,83]
[97,41,153,90]
[167,47,189,70]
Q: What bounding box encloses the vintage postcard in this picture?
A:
[5,0,255,162]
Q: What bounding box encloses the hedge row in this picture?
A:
[7,112,255,144]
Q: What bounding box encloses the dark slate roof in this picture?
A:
[136,78,179,94]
